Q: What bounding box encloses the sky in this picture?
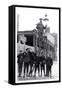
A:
[16,7,59,34]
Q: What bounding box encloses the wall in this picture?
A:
[0,0,62,90]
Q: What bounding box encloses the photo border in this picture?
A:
[9,5,61,85]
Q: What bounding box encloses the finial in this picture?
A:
[45,14,47,17]
[43,14,49,21]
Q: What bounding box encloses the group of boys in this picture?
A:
[17,49,53,78]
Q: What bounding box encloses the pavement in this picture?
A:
[17,61,59,81]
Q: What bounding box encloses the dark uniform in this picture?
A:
[46,56,53,77]
[34,56,40,77]
[40,55,45,76]
[17,53,23,77]
[23,52,30,77]
[29,51,34,77]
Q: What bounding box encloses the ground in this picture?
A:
[17,60,59,82]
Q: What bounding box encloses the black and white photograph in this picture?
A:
[9,5,61,85]
[14,6,60,84]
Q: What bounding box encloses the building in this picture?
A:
[17,17,57,60]
[17,29,57,60]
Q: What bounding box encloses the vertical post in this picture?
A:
[33,34,35,52]
[17,14,19,31]
[33,30,38,54]
[35,34,38,55]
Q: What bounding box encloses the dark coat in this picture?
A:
[17,53,23,63]
[23,52,30,63]
[28,51,34,64]
[34,56,40,65]
[46,57,53,66]
[40,56,45,65]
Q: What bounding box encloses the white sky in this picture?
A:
[16,7,59,34]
